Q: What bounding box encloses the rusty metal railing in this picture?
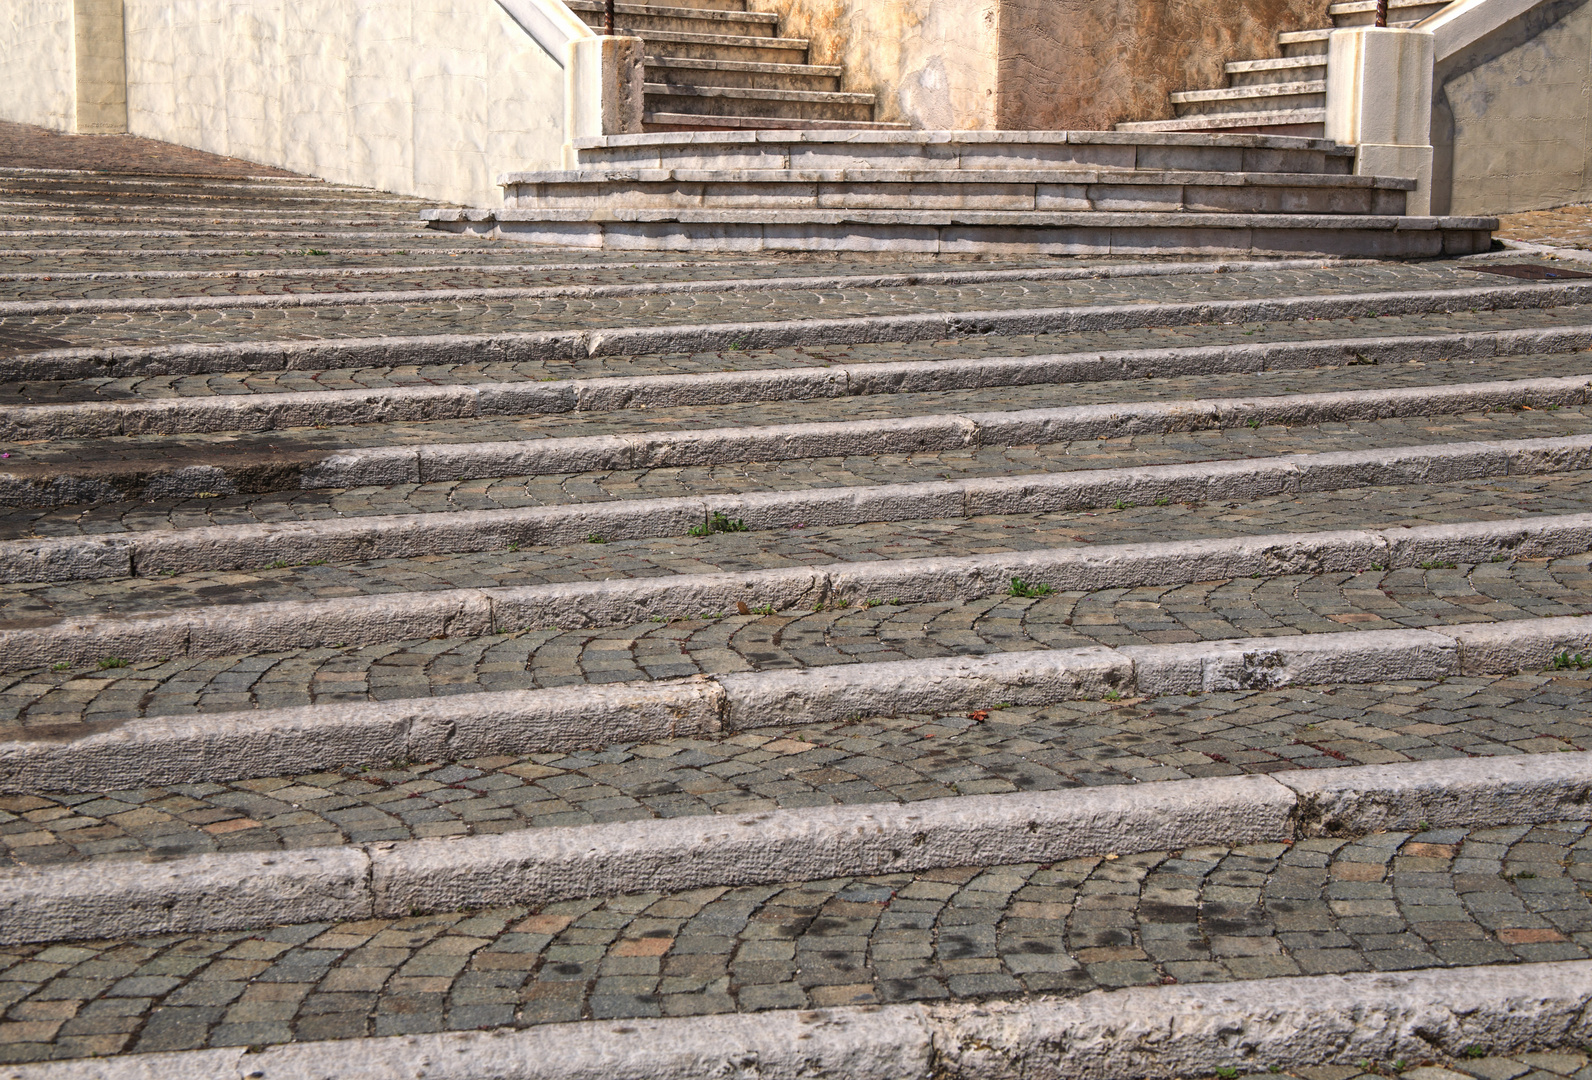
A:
[605,0,615,32]
[1376,0,1388,25]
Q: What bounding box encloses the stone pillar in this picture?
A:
[72,0,127,134]
[1326,27,1435,214]
[565,35,645,157]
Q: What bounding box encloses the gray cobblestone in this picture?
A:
[2,822,1590,1062]
[1,673,1587,867]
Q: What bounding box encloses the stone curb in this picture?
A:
[3,280,1586,381]
[2,749,1590,945]
[8,961,1592,1079]
[6,432,1590,586]
[0,257,1361,320]
[5,502,1592,668]
[292,376,1592,490]
[5,321,1580,442]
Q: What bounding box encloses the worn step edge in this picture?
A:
[6,374,1581,504]
[4,605,1590,794]
[1,744,1587,943]
[0,279,1571,382]
[6,431,1589,589]
[6,322,1584,442]
[294,375,1592,489]
[7,961,1590,1080]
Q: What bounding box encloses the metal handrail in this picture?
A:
[1376,0,1389,24]
[605,0,616,32]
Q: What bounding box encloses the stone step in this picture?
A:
[1117,109,1328,139]
[1329,0,1450,26]
[1224,56,1328,88]
[569,130,1357,175]
[1171,82,1328,118]
[0,956,1584,1075]
[425,206,1484,255]
[568,0,782,39]
[4,267,1556,381]
[0,745,1586,940]
[5,372,1579,510]
[644,55,843,93]
[499,168,1411,215]
[584,27,810,65]
[641,112,909,132]
[642,83,878,124]
[1278,27,1333,56]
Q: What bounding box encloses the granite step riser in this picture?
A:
[3,377,1578,508]
[1,280,1549,383]
[504,180,1406,216]
[574,11,781,37]
[1173,92,1327,120]
[437,217,1485,257]
[4,451,1588,660]
[298,377,1592,491]
[641,93,875,122]
[4,323,1574,443]
[16,965,1591,1080]
[625,38,810,64]
[6,432,1585,587]
[572,140,1355,175]
[641,114,910,132]
[0,748,1583,944]
[6,524,1592,791]
[1229,65,1326,88]
[0,255,1380,317]
[644,62,841,92]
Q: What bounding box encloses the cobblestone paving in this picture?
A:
[6,468,1592,620]
[1,820,1589,1061]
[3,675,1589,868]
[0,120,305,179]
[6,554,1592,727]
[10,349,1592,479]
[7,405,1592,534]
[0,263,1546,355]
[8,306,1590,406]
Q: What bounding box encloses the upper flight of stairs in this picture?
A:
[566,0,906,132]
[1119,0,1452,137]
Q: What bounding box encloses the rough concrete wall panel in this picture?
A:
[0,0,76,132]
[1439,0,1592,214]
[119,0,566,204]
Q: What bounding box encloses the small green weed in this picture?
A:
[97,657,129,670]
[1463,1047,1487,1060]
[1550,651,1592,671]
[268,560,290,570]
[752,604,776,616]
[1103,690,1122,702]
[508,542,519,552]
[1154,496,1170,506]
[1215,1067,1239,1079]
[1111,498,1134,510]
[586,533,607,544]
[50,662,70,672]
[1418,560,1459,570]
[690,512,749,537]
[1008,576,1053,598]
[1246,418,1261,429]
[302,248,329,256]
[1491,553,1509,562]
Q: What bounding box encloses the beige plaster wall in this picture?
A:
[744,0,998,129]
[120,0,567,204]
[0,0,76,133]
[1433,0,1592,214]
[73,0,128,134]
[995,0,1332,130]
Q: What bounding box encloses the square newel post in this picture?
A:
[72,0,128,134]
[566,34,646,151]
[1325,26,1435,214]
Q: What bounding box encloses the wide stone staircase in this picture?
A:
[423,129,1494,257]
[567,0,905,131]
[1119,0,1452,136]
[9,128,1592,1076]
